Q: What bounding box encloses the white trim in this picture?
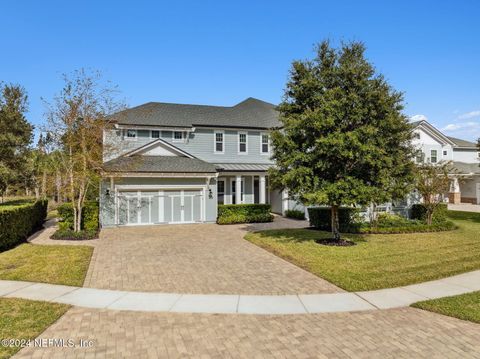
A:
[238,131,248,155]
[123,138,195,158]
[172,131,185,143]
[217,179,225,205]
[104,172,216,178]
[214,130,225,154]
[260,132,270,155]
[125,129,137,141]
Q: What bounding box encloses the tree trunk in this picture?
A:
[426,210,433,225]
[41,171,47,198]
[331,205,341,241]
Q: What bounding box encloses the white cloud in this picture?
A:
[442,124,461,131]
[441,121,480,141]
[410,114,428,122]
[457,110,480,120]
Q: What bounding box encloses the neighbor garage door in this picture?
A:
[117,189,203,225]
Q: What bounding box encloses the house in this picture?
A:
[411,120,480,204]
[99,98,296,226]
[99,98,480,227]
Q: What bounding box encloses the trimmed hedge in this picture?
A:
[217,204,273,225]
[0,199,48,251]
[57,201,99,231]
[285,209,305,220]
[411,203,448,224]
[308,207,360,232]
[51,229,98,240]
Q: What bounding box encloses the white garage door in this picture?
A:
[117,189,203,225]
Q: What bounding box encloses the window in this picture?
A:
[217,180,225,204]
[413,132,420,140]
[443,150,447,156]
[238,132,247,153]
[126,129,137,140]
[430,150,437,163]
[172,131,184,142]
[214,131,224,153]
[415,150,424,163]
[151,130,160,139]
[261,133,269,153]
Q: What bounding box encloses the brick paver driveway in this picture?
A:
[84,218,340,294]
[15,307,480,358]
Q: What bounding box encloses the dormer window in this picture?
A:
[126,129,137,140]
[172,131,184,142]
[151,130,160,139]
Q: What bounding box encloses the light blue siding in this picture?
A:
[104,128,273,164]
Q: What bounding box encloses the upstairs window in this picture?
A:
[443,150,447,156]
[238,132,247,153]
[151,130,160,139]
[126,129,137,140]
[173,131,184,142]
[415,150,424,163]
[261,133,269,153]
[430,150,438,163]
[215,132,224,153]
[413,132,420,140]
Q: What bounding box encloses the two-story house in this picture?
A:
[100,98,293,226]
[411,120,480,204]
[99,98,480,227]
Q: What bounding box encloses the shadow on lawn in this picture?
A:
[447,211,480,224]
[251,228,368,244]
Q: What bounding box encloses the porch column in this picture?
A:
[235,175,242,204]
[448,177,461,204]
[259,175,266,204]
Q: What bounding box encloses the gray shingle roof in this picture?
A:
[110,98,280,129]
[453,161,480,174]
[103,156,217,173]
[447,136,477,148]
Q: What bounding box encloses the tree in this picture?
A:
[0,83,33,200]
[413,161,452,225]
[44,69,124,231]
[270,41,416,241]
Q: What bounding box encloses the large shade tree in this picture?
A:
[270,41,416,241]
[0,83,33,200]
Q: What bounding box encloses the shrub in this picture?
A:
[308,207,361,232]
[285,209,305,220]
[0,199,48,251]
[217,204,273,224]
[57,201,99,231]
[51,229,98,240]
[411,203,448,224]
[374,213,418,228]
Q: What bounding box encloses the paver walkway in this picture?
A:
[1,270,479,314]
[14,307,480,358]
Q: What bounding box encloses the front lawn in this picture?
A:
[412,291,480,324]
[0,244,93,286]
[245,211,480,291]
[0,298,70,359]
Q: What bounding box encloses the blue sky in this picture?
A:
[1,0,479,141]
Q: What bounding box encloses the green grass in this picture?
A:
[0,244,93,286]
[0,298,70,359]
[245,210,480,291]
[412,291,480,324]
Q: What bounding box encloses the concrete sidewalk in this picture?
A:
[1,270,479,315]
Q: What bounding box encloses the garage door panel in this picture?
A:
[117,189,203,226]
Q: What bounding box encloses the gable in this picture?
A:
[124,138,194,158]
[413,127,444,146]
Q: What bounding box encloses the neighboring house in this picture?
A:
[411,120,480,204]
[100,98,295,226]
[99,99,480,227]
